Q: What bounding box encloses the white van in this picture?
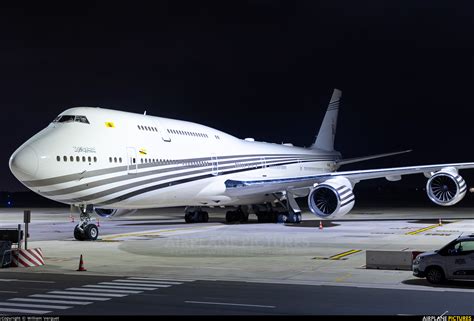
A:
[413,234,474,284]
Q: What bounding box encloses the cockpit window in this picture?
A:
[53,115,90,124]
[57,115,75,123]
[75,116,89,124]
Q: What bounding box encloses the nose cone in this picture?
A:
[9,145,39,181]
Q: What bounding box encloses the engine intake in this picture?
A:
[94,208,137,217]
[426,167,466,206]
[308,177,355,219]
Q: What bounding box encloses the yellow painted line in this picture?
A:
[329,249,361,260]
[335,273,352,282]
[313,249,361,260]
[101,224,221,240]
[405,224,440,235]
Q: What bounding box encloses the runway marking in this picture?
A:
[10,298,93,305]
[0,291,18,294]
[0,279,55,284]
[83,285,156,291]
[405,225,440,235]
[0,307,51,314]
[128,277,195,282]
[0,302,72,310]
[67,287,143,294]
[31,294,111,301]
[101,224,223,240]
[185,300,276,309]
[100,282,170,288]
[313,249,362,260]
[114,279,183,285]
[48,291,127,297]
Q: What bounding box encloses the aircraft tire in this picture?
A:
[84,224,99,241]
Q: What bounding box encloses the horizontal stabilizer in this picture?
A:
[336,150,412,166]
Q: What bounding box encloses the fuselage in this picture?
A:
[9,107,341,209]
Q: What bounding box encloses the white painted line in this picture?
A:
[129,277,195,282]
[84,285,156,291]
[116,279,182,285]
[10,298,93,305]
[31,294,110,301]
[67,287,142,294]
[185,300,276,309]
[49,291,127,297]
[0,279,55,284]
[0,291,18,294]
[0,307,51,314]
[0,302,72,310]
[100,282,170,288]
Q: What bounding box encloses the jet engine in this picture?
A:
[426,167,467,206]
[94,208,137,217]
[308,177,355,219]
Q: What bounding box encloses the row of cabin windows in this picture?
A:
[139,158,210,167]
[138,125,158,132]
[109,157,123,163]
[167,128,208,138]
[57,155,97,162]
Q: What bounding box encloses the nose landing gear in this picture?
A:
[73,204,99,241]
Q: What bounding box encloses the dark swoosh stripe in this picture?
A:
[42,155,332,197]
[97,159,309,206]
[24,153,335,187]
[58,158,325,203]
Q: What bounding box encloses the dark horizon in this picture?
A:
[3,1,474,193]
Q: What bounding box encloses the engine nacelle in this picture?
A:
[308,177,355,219]
[426,167,466,206]
[94,208,137,217]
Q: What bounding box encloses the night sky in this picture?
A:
[2,1,474,192]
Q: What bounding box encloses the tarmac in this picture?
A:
[1,206,474,315]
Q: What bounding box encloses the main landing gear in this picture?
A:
[184,207,209,223]
[73,204,99,241]
[225,206,249,223]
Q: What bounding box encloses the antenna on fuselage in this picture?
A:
[144,110,147,115]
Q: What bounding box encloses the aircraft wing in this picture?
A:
[224,162,474,196]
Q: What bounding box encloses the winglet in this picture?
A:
[312,89,341,151]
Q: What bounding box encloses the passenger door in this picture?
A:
[211,155,219,176]
[126,147,137,174]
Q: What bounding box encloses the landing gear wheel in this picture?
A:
[84,224,99,241]
[426,267,445,284]
[277,214,288,223]
[201,211,209,223]
[74,224,86,241]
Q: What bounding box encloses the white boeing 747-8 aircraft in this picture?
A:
[9,89,474,240]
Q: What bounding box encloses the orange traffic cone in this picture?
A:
[77,254,87,271]
[439,218,442,226]
[319,220,323,230]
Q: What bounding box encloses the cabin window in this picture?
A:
[70,156,74,162]
[82,156,86,162]
[94,156,97,162]
[88,156,92,162]
[63,156,67,162]
[56,156,60,161]
[76,156,80,162]
[119,157,122,163]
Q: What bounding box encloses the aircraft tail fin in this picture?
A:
[312,88,341,151]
